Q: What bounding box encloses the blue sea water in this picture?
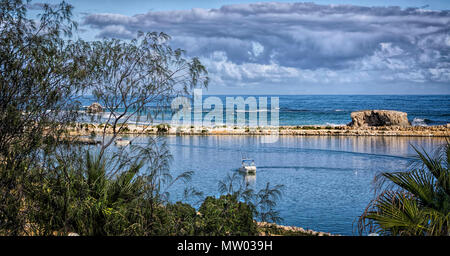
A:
[80,95,450,126]
[272,95,450,126]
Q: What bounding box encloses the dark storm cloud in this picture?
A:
[83,2,450,85]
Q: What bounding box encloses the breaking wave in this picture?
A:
[411,118,432,126]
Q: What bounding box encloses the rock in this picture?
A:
[349,110,411,127]
[67,232,80,236]
[87,102,103,113]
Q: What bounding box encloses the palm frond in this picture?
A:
[382,169,437,208]
[359,142,450,236]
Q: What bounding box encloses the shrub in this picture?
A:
[198,195,257,236]
[156,123,169,133]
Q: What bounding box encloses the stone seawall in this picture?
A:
[67,123,450,137]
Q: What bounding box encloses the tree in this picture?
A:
[0,0,207,235]
[81,32,208,158]
[358,142,450,236]
[0,0,87,235]
[218,172,285,224]
[0,0,287,237]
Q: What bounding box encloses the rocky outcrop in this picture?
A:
[257,222,336,236]
[349,110,411,127]
[87,102,103,114]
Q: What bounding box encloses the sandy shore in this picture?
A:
[66,123,450,137]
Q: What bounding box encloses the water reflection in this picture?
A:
[244,174,256,186]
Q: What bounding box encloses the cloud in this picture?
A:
[82,2,450,90]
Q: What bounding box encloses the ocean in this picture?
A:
[80,95,450,126]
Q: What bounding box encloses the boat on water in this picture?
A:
[239,159,256,174]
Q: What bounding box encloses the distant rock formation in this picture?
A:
[87,102,103,114]
[349,110,411,127]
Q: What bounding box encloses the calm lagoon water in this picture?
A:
[148,135,447,236]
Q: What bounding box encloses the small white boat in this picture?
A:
[239,159,256,174]
[114,137,131,147]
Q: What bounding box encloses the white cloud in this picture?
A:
[83,2,450,89]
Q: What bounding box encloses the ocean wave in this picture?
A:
[279,108,310,112]
[411,118,432,126]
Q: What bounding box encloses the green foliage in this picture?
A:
[359,142,450,236]
[150,202,198,236]
[198,195,257,236]
[299,126,320,130]
[23,150,144,235]
[218,172,284,224]
[0,0,87,235]
[23,149,264,236]
[81,31,207,158]
[156,124,170,133]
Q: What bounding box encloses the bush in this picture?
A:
[156,123,170,133]
[153,202,199,236]
[197,195,257,236]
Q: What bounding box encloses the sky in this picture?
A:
[29,1,450,94]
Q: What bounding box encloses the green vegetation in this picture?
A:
[197,195,257,235]
[0,0,284,236]
[293,126,321,130]
[156,124,170,133]
[358,142,450,236]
